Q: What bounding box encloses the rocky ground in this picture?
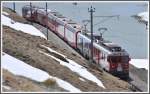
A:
[129,65,148,91]
[2,7,148,92]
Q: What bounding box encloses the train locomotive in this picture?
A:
[22,5,130,79]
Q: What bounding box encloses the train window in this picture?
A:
[96,49,98,55]
[95,49,97,55]
[111,47,121,52]
[110,57,117,63]
[101,53,105,59]
[101,53,103,59]
[110,56,121,63]
[104,54,106,60]
[121,56,130,63]
[93,48,95,54]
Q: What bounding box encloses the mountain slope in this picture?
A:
[2,7,132,92]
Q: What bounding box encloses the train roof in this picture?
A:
[23,5,50,11]
[102,42,122,52]
[38,8,51,12]
[78,33,112,54]
[49,10,81,29]
[50,11,65,18]
[86,32,101,36]
[23,5,80,28]
[37,8,52,14]
[68,21,77,24]
[103,42,119,48]
[79,33,129,55]
[48,10,78,24]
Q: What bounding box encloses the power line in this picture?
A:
[94,15,120,18]
[94,15,120,27]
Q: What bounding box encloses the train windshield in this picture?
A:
[108,56,130,63]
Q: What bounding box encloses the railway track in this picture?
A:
[129,82,143,92]
[124,72,148,92]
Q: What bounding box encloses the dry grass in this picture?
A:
[2,7,28,23]
[42,78,56,87]
[2,69,46,92]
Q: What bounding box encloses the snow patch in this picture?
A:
[1,15,46,39]
[130,59,149,70]
[79,77,85,82]
[40,45,66,58]
[2,11,9,15]
[2,85,11,90]
[54,77,81,92]
[67,59,105,88]
[2,53,81,92]
[137,12,148,22]
[2,53,50,82]
[39,49,105,89]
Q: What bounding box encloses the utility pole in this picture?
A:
[46,2,48,40]
[13,2,15,12]
[88,6,95,63]
[30,2,32,24]
[30,2,32,17]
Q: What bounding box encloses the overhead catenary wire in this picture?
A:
[93,15,120,27]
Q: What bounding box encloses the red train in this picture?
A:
[22,5,130,79]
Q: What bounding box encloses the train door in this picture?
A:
[108,56,123,72]
[33,10,38,22]
[22,7,31,20]
[43,15,48,26]
[99,52,109,71]
[76,34,83,53]
[37,12,44,25]
[65,29,75,46]
[93,47,100,64]
[84,38,90,59]
[81,38,84,53]
[121,56,130,73]
[53,20,59,34]
[57,24,65,38]
[47,18,56,31]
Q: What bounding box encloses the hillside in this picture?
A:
[1,7,132,92]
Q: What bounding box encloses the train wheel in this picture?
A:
[76,49,81,54]
[103,68,106,71]
[85,55,89,59]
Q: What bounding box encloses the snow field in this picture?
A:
[2,53,81,92]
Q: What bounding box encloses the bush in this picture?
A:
[42,78,56,87]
